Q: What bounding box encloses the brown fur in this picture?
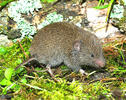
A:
[29,22,105,72]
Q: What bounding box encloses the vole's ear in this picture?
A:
[73,40,82,51]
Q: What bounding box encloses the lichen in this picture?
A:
[38,12,63,29]
[8,0,42,38]
[110,4,124,19]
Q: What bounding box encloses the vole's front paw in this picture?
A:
[79,69,88,76]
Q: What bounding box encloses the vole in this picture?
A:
[28,22,105,74]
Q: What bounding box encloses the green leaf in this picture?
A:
[21,78,27,84]
[94,4,109,9]
[2,83,16,94]
[98,0,104,6]
[119,49,125,63]
[0,47,7,55]
[0,78,12,86]
[9,82,19,90]
[16,59,22,64]
[5,68,14,80]
[47,0,55,3]
[12,84,21,92]
[106,0,115,22]
[0,0,14,6]
[41,0,55,3]
[14,67,25,75]
[2,86,8,94]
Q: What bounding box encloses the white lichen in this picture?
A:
[110,4,124,19]
[8,0,42,38]
[38,12,63,29]
[8,0,64,39]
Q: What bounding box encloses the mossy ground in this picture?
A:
[0,37,126,100]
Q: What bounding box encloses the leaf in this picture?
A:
[5,68,14,80]
[14,67,25,75]
[2,82,16,94]
[106,0,115,22]
[119,49,125,63]
[41,0,55,3]
[2,86,8,94]
[0,47,7,55]
[21,78,27,84]
[12,84,21,92]
[0,0,14,6]
[16,59,22,64]
[94,4,109,9]
[47,0,55,3]
[0,78,12,86]
[98,0,105,6]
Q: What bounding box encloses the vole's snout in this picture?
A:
[95,59,105,68]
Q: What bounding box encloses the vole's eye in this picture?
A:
[91,54,94,57]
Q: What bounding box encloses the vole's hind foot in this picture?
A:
[79,69,88,76]
[46,64,59,82]
[79,69,89,81]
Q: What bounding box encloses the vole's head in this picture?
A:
[72,35,105,68]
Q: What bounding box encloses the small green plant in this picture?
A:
[0,37,31,95]
[41,0,56,3]
[0,0,14,7]
[111,49,126,77]
[0,46,7,55]
[94,0,115,22]
[94,0,109,9]
[0,68,20,94]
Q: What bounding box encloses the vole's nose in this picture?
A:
[95,59,105,67]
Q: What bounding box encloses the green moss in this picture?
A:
[0,37,126,99]
[0,37,31,68]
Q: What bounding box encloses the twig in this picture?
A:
[17,40,29,59]
[89,77,125,84]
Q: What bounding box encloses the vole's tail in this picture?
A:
[15,56,37,70]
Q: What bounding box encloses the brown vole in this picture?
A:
[29,22,105,74]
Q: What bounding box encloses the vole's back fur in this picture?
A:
[29,22,105,72]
